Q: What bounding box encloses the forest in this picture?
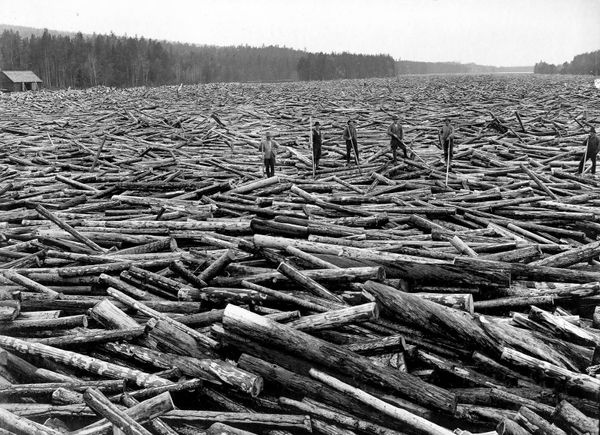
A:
[0,26,538,89]
[0,28,396,88]
[534,50,600,75]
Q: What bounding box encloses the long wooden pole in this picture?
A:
[445,144,450,186]
[582,137,591,174]
[82,388,153,435]
[309,369,454,435]
[310,116,315,179]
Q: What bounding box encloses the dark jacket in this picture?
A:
[343,125,357,141]
[586,134,599,155]
[312,128,322,147]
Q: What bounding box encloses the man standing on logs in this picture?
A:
[439,118,455,168]
[312,121,323,170]
[387,115,407,163]
[259,131,279,178]
[343,119,359,166]
[577,126,599,176]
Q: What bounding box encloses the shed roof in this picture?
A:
[1,71,42,83]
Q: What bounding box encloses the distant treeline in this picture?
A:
[0,28,395,88]
[534,50,600,75]
[396,61,531,75]
[0,29,304,87]
[0,25,534,89]
[297,52,395,80]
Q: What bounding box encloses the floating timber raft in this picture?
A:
[1,74,600,434]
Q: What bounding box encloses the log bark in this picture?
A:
[529,305,600,346]
[34,204,106,253]
[0,315,87,333]
[52,387,84,405]
[501,347,600,399]
[254,235,509,286]
[286,302,378,331]
[30,327,145,348]
[198,249,236,283]
[0,335,172,388]
[0,380,124,398]
[121,394,179,435]
[531,239,600,268]
[276,261,346,303]
[87,299,141,329]
[83,388,152,435]
[496,418,530,435]
[169,260,208,288]
[106,287,219,350]
[222,304,455,412]
[515,406,567,435]
[552,400,599,435]
[363,280,499,355]
[161,411,313,432]
[285,246,341,270]
[0,407,61,435]
[1,270,59,298]
[309,368,453,435]
[414,293,474,314]
[103,341,262,397]
[279,396,403,435]
[72,391,174,435]
[207,423,259,435]
[241,280,331,312]
[449,235,478,257]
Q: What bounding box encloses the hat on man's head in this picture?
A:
[392,115,399,120]
[266,131,272,137]
[314,121,320,126]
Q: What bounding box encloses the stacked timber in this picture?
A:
[0,74,599,434]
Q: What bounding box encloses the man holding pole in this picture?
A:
[577,126,599,176]
[312,121,323,170]
[343,119,359,166]
[259,131,279,178]
[387,115,406,163]
[439,118,455,169]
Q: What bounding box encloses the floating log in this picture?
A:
[1,74,600,434]
[309,368,453,435]
[0,406,61,435]
[363,281,499,354]
[221,303,455,412]
[0,335,172,388]
[500,347,600,399]
[286,302,379,331]
[72,391,175,435]
[552,400,599,435]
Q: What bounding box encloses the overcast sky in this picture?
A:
[1,0,598,66]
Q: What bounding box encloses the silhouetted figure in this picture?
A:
[343,119,359,165]
[577,126,599,175]
[439,118,455,168]
[259,131,279,177]
[387,115,406,162]
[312,121,323,169]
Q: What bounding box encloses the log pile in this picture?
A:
[0,74,599,434]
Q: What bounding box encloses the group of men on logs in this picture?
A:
[258,116,599,178]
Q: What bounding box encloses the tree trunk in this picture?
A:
[0,335,172,388]
[221,304,455,412]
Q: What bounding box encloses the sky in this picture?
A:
[0,0,598,66]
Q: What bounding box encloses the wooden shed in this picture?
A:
[0,71,42,92]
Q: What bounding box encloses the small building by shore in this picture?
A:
[0,71,43,92]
